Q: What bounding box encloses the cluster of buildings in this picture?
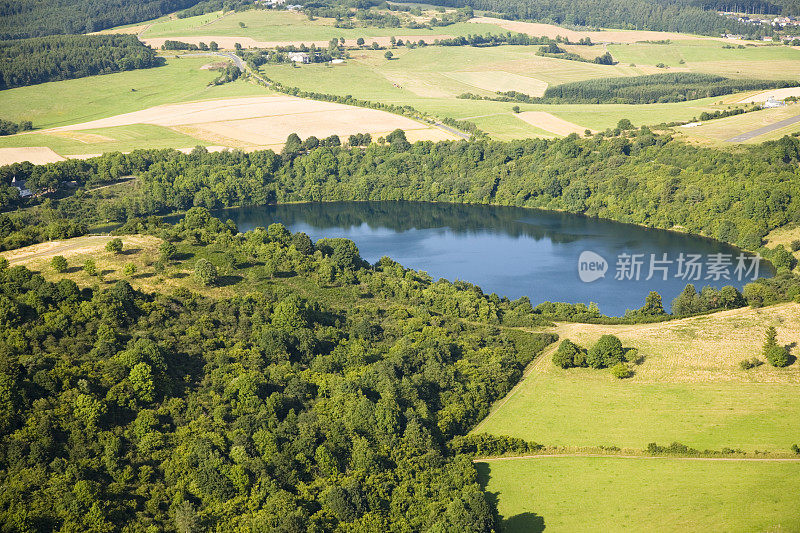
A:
[722,13,800,28]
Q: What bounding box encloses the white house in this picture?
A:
[11,177,31,198]
[763,96,787,109]
[288,52,310,63]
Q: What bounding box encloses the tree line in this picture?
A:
[400,0,769,37]
[0,34,164,90]
[0,0,200,39]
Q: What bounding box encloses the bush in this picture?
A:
[105,238,123,254]
[123,263,137,277]
[83,259,97,276]
[587,334,625,368]
[160,241,177,260]
[193,258,218,286]
[552,339,585,368]
[610,363,633,379]
[739,357,762,370]
[50,255,67,273]
[790,239,800,252]
[765,345,790,367]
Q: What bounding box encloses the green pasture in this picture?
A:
[1,57,267,128]
[141,9,504,41]
[478,457,800,532]
[0,125,209,156]
[474,369,800,453]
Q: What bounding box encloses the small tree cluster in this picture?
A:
[763,326,790,367]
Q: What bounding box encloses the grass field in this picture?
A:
[140,9,503,41]
[475,304,800,452]
[477,457,800,532]
[0,56,266,128]
[259,46,734,135]
[0,125,210,155]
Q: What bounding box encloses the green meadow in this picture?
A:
[477,457,800,532]
[141,9,504,41]
[0,125,209,155]
[1,56,266,128]
[259,46,727,134]
[474,371,800,452]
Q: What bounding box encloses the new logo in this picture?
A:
[578,251,608,283]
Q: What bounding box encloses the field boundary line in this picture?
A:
[475,454,800,462]
[471,336,559,433]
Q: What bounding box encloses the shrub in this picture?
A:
[193,259,218,286]
[552,339,584,368]
[105,238,123,254]
[123,263,137,277]
[610,363,633,379]
[587,334,625,368]
[739,357,762,370]
[51,255,68,273]
[790,239,800,252]
[159,241,177,260]
[83,259,97,276]
[765,345,790,367]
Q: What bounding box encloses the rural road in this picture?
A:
[725,113,800,142]
[435,122,471,140]
[475,454,800,462]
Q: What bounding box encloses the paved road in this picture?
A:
[725,113,800,142]
[435,122,471,140]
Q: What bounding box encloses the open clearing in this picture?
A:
[43,95,455,150]
[442,71,549,96]
[475,303,800,452]
[477,456,800,532]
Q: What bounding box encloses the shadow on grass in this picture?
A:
[216,274,243,287]
[133,272,155,280]
[503,513,545,533]
[474,462,547,532]
[66,266,83,274]
[173,252,194,261]
[172,272,189,279]
[121,248,141,256]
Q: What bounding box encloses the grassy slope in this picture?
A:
[678,104,800,145]
[142,9,504,41]
[0,56,266,128]
[475,304,800,452]
[478,457,800,533]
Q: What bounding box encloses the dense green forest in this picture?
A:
[0,207,556,530]
[402,0,764,36]
[0,35,164,90]
[0,0,201,39]
[539,73,795,104]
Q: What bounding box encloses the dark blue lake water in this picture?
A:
[217,201,771,316]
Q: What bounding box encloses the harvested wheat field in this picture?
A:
[0,147,65,165]
[43,95,456,149]
[738,86,800,103]
[515,111,591,136]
